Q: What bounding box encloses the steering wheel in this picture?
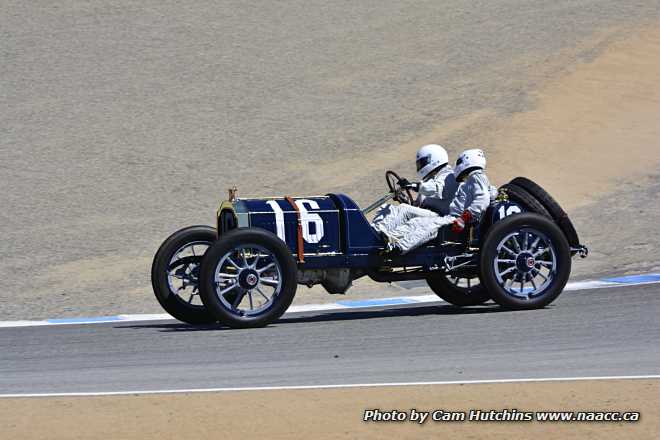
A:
[385,170,414,205]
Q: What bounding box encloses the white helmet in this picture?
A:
[454,148,486,180]
[416,144,449,180]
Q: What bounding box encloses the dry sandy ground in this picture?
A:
[2,379,657,439]
[1,3,659,319]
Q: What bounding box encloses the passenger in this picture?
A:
[447,148,493,233]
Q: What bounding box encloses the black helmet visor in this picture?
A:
[416,155,431,172]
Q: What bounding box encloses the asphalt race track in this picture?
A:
[1,283,658,395]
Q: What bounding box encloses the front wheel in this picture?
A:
[480,213,571,309]
[427,274,490,306]
[199,228,298,328]
[151,225,218,324]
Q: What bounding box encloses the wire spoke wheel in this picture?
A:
[199,228,297,328]
[448,276,477,289]
[480,213,571,310]
[494,229,557,300]
[166,242,210,307]
[427,273,490,306]
[151,225,218,324]
[213,244,283,317]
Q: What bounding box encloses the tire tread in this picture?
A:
[509,177,580,246]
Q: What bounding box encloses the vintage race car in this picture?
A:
[152,172,588,328]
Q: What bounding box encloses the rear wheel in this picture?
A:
[199,228,298,328]
[480,213,571,309]
[151,226,217,324]
[427,274,491,306]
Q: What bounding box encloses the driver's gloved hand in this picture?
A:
[398,178,418,190]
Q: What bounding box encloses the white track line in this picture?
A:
[2,375,659,398]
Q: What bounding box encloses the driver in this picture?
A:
[372,144,458,244]
[377,148,493,254]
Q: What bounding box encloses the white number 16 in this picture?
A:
[266,199,325,244]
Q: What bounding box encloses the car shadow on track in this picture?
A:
[281,303,511,323]
[116,303,514,332]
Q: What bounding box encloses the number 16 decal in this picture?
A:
[266,199,325,243]
[296,199,324,243]
[266,200,286,241]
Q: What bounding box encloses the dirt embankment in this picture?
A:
[480,25,660,211]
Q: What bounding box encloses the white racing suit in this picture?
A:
[447,170,493,219]
[416,167,458,214]
[374,170,493,253]
[373,166,457,235]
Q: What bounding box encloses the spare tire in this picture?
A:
[510,177,580,246]
[500,183,552,219]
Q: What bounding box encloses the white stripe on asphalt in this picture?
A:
[1,375,659,398]
[0,273,658,329]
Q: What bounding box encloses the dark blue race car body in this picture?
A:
[217,193,528,276]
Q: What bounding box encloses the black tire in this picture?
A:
[199,228,298,328]
[480,213,571,310]
[510,177,580,246]
[151,225,217,324]
[500,183,552,218]
[427,274,491,306]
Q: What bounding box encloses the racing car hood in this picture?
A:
[217,195,343,256]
